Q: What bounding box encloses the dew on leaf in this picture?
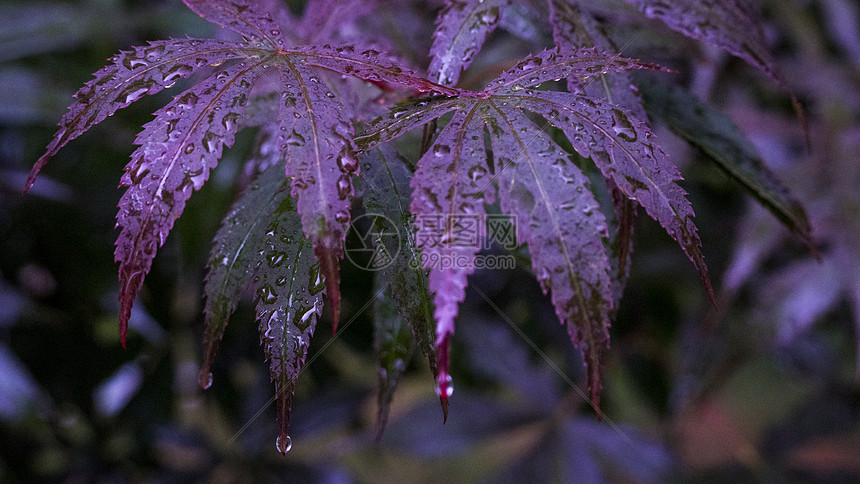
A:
[222,112,240,131]
[611,109,637,142]
[307,266,325,295]
[267,251,287,268]
[123,56,148,70]
[258,284,278,304]
[202,132,218,153]
[164,64,193,85]
[479,7,499,25]
[336,175,352,200]
[284,129,305,147]
[337,153,359,173]
[433,144,451,157]
[335,210,350,224]
[176,92,199,109]
[120,85,149,104]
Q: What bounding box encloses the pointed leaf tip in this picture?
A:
[198,342,217,389]
[434,334,453,424]
[315,244,342,333]
[118,266,144,349]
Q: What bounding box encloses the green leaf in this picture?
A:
[638,77,814,251]
[251,177,325,455]
[361,146,439,424]
[372,280,414,440]
[199,160,291,388]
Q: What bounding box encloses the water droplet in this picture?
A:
[176,92,199,109]
[308,267,325,295]
[267,251,287,268]
[258,284,278,304]
[433,144,451,157]
[284,129,305,147]
[335,210,350,224]
[336,175,351,200]
[163,64,193,86]
[611,109,637,142]
[120,86,149,104]
[202,372,213,389]
[276,434,292,454]
[184,143,195,154]
[202,132,218,153]
[467,165,486,181]
[222,112,239,131]
[479,7,499,24]
[123,56,148,70]
[337,153,359,173]
[435,373,453,398]
[510,83,524,91]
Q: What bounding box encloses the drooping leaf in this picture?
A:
[638,76,814,251]
[183,0,289,49]
[252,185,325,455]
[622,0,810,147]
[115,59,266,347]
[517,90,714,302]
[486,101,613,409]
[607,181,637,311]
[410,105,494,415]
[26,38,247,191]
[622,0,782,87]
[428,0,512,86]
[199,160,291,389]
[548,0,648,119]
[361,146,439,427]
[372,281,415,440]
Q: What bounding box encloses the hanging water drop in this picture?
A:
[435,373,454,398]
[276,434,292,454]
[202,372,213,389]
